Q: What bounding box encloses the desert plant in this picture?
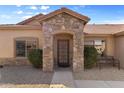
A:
[27,49,43,68]
[84,46,98,69]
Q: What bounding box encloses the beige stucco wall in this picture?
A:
[115,36,124,68]
[0,29,115,59]
[106,36,115,56]
[0,30,43,58]
[84,35,115,56]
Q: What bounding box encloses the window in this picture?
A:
[16,41,26,57]
[15,38,38,57]
[94,40,106,55]
[84,40,106,55]
[84,40,94,46]
[94,40,102,45]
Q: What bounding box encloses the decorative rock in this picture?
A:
[42,13,85,72]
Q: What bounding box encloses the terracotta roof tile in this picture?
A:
[17,13,44,25]
[84,24,124,35]
[38,7,90,23]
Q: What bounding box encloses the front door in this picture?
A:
[57,40,70,67]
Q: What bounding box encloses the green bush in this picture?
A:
[27,49,43,68]
[84,46,98,69]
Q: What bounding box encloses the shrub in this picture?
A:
[84,46,98,69]
[27,49,43,68]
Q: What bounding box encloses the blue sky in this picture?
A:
[0,5,124,24]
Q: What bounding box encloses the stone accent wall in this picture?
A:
[42,13,85,72]
[0,58,31,66]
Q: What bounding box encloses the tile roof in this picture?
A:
[84,24,124,35]
[0,25,41,30]
[0,8,124,35]
[38,7,90,24]
[17,13,44,25]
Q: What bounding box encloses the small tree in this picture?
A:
[84,46,98,69]
[27,49,43,68]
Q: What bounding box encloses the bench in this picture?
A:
[97,56,120,70]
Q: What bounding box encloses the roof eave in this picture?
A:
[0,25,42,30]
[39,7,90,24]
[17,13,44,25]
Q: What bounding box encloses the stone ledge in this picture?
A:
[0,58,31,66]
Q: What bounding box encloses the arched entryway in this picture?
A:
[53,33,73,69]
[41,9,88,72]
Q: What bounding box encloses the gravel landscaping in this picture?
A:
[73,67,124,81]
[0,66,53,85]
[1,65,124,88]
[0,66,69,88]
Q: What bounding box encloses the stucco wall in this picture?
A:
[106,36,115,56]
[84,35,115,56]
[115,36,124,68]
[0,30,43,58]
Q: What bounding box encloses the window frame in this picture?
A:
[14,37,39,58]
[84,39,107,55]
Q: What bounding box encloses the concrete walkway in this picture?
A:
[51,68,75,87]
[51,69,124,88]
[75,80,124,88]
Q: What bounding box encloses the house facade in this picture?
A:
[0,7,124,72]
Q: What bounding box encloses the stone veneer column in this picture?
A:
[41,13,86,72]
[42,34,53,72]
[73,32,84,72]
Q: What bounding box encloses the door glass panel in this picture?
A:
[57,40,69,67]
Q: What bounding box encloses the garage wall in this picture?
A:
[115,36,124,68]
[0,30,43,58]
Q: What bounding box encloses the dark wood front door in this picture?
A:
[57,40,70,67]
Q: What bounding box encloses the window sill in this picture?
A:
[15,57,28,60]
